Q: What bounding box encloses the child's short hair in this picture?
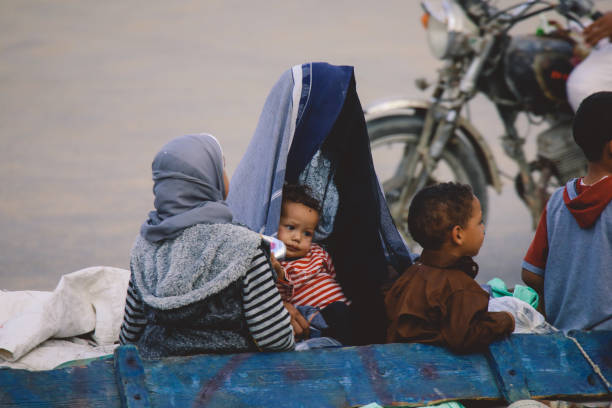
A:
[408,182,475,250]
[282,183,321,214]
[573,91,612,162]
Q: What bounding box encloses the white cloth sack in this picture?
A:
[488,296,557,334]
[567,40,612,111]
[0,266,130,370]
[1,339,118,371]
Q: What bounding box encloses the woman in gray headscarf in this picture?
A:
[118,134,297,358]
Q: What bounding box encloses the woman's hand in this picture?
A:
[584,11,612,46]
[283,301,310,340]
[271,254,307,339]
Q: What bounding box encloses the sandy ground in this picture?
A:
[2,0,597,291]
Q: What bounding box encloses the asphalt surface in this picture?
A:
[2,0,578,290]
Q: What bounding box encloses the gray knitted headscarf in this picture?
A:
[140,134,233,242]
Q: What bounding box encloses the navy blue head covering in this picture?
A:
[141,134,233,242]
[284,63,353,182]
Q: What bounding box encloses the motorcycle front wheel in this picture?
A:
[368,114,489,246]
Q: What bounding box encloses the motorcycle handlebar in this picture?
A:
[477,0,600,25]
[558,0,601,20]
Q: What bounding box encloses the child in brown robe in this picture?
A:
[385,182,514,353]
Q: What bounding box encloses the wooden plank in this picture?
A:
[139,334,612,407]
[356,343,502,406]
[1,332,610,407]
[486,337,531,403]
[568,330,612,392]
[142,343,503,407]
[114,345,151,408]
[0,358,120,407]
[509,333,611,400]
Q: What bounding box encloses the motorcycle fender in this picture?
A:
[364,98,502,193]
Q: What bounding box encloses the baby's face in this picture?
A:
[278,201,319,258]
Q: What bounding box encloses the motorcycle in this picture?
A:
[365,0,601,241]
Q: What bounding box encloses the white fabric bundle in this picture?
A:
[0,266,130,370]
[488,296,557,334]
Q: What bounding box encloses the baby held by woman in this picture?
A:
[273,184,352,345]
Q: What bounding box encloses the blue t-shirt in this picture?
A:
[522,179,612,331]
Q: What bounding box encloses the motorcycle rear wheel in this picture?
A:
[368,114,489,247]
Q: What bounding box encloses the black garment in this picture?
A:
[230,63,414,346]
[320,301,353,345]
[296,74,413,345]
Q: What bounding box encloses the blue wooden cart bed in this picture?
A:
[1,331,610,407]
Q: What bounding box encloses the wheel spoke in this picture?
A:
[382,174,406,193]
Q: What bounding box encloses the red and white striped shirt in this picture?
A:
[278,244,350,309]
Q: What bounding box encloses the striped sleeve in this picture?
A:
[242,250,295,351]
[119,275,147,345]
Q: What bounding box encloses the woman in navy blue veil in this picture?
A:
[228,62,413,345]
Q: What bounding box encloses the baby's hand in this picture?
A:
[270,254,285,280]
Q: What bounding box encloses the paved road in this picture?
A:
[1,0,563,290]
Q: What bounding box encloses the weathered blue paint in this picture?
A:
[114,345,151,408]
[487,336,531,401]
[0,357,120,407]
[569,330,612,392]
[509,332,612,399]
[0,332,610,407]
